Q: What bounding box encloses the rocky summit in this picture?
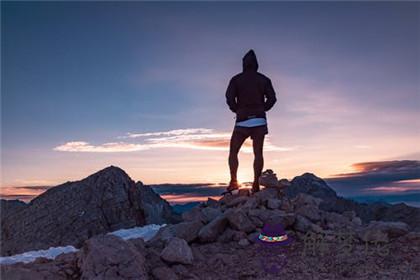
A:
[1,168,419,279]
[0,166,180,256]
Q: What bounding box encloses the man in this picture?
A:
[225,49,277,194]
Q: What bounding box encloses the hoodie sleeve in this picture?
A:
[225,77,238,113]
[264,78,277,111]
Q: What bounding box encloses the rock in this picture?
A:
[238,238,250,246]
[206,198,219,208]
[137,183,181,224]
[198,215,228,242]
[358,221,409,243]
[267,212,296,229]
[148,221,203,246]
[286,173,338,200]
[279,197,294,212]
[225,209,255,233]
[182,206,205,223]
[293,193,322,208]
[160,237,194,265]
[240,197,258,210]
[201,207,222,223]
[278,179,291,188]
[296,205,321,222]
[78,234,148,279]
[152,266,179,280]
[1,166,178,256]
[0,199,27,219]
[238,189,251,197]
[258,169,279,188]
[226,196,248,208]
[247,231,260,243]
[253,188,279,205]
[266,198,281,209]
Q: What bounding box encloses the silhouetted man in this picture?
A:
[225,49,277,194]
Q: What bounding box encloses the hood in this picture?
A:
[242,49,259,72]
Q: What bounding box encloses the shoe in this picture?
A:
[251,181,260,194]
[221,180,240,195]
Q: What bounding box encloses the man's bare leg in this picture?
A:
[228,130,248,190]
[252,134,265,192]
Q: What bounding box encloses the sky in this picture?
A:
[1,2,419,201]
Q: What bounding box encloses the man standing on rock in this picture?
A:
[224,49,277,194]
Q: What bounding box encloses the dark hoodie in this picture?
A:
[225,49,277,123]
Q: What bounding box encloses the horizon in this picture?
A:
[1,2,419,202]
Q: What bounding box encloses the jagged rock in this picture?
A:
[201,207,222,223]
[198,215,228,242]
[226,196,248,208]
[78,234,148,280]
[148,221,203,246]
[137,182,181,224]
[206,198,219,208]
[296,205,322,222]
[240,197,258,210]
[266,198,281,209]
[225,209,255,233]
[182,206,205,223]
[280,197,294,212]
[267,212,296,229]
[293,193,323,207]
[160,237,193,265]
[152,266,179,280]
[1,166,178,256]
[287,173,338,200]
[278,179,291,188]
[253,188,279,205]
[0,199,27,219]
[258,169,279,188]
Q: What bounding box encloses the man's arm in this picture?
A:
[225,78,237,113]
[264,78,277,111]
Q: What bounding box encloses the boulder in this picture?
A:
[258,169,279,188]
[201,207,222,223]
[198,215,228,242]
[160,237,194,265]
[148,221,203,246]
[225,210,255,233]
[267,212,296,229]
[238,238,250,246]
[296,205,322,222]
[182,206,205,223]
[226,196,249,208]
[266,198,281,210]
[78,234,148,280]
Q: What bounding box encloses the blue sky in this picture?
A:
[1,2,419,196]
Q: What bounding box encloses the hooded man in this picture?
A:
[225,49,277,194]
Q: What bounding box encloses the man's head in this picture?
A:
[243,49,259,72]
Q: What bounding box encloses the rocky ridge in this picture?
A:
[1,170,419,279]
[0,166,180,256]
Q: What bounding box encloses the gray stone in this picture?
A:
[238,238,250,246]
[226,210,255,233]
[201,207,222,223]
[198,215,228,242]
[79,234,148,280]
[266,198,282,209]
[160,237,193,265]
[226,196,249,208]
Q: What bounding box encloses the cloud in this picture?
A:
[326,160,420,196]
[54,128,294,153]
